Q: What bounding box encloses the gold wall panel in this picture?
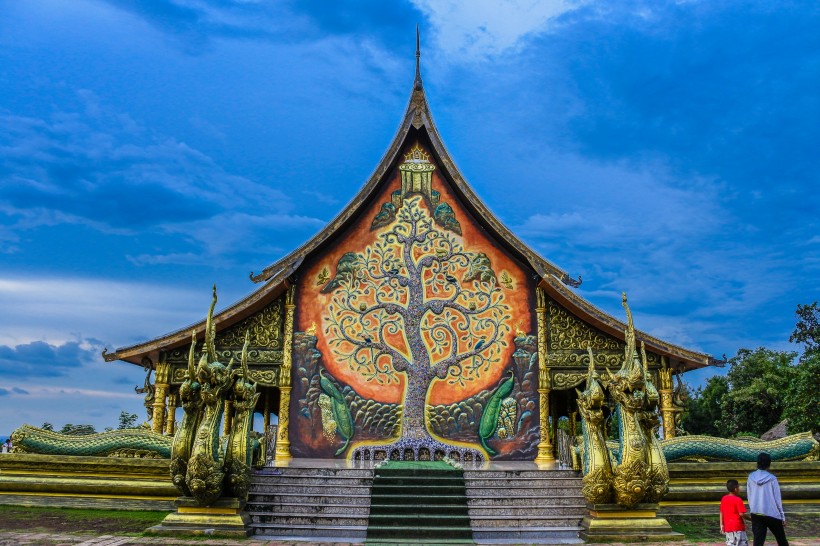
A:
[216,299,284,349]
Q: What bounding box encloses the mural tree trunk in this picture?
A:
[325,196,510,459]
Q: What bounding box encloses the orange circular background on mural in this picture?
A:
[297,144,534,406]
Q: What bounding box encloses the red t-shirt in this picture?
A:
[720,494,747,532]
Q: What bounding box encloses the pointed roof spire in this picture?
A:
[414,25,423,90]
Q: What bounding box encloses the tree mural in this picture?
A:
[322,195,511,459]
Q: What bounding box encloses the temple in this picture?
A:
[103,40,718,465]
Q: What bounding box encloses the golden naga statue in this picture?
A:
[169,287,259,506]
[576,293,670,508]
[576,347,613,504]
[638,341,669,503]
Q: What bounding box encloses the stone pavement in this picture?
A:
[1,533,819,546]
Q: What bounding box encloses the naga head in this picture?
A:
[607,294,647,409]
[577,347,606,423]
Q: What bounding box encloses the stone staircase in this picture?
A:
[246,466,373,541]
[367,461,473,543]
[246,463,585,544]
[465,468,585,544]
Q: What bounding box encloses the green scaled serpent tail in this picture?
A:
[319,370,354,456]
[478,370,515,456]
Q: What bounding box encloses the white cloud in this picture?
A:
[0,277,204,347]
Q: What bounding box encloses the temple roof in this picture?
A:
[104,45,717,372]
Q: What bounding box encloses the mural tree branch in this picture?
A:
[325,196,511,458]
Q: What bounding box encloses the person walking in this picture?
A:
[747,452,788,546]
[720,478,750,546]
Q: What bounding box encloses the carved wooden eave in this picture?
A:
[540,275,715,372]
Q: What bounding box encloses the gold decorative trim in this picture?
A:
[552,372,588,390]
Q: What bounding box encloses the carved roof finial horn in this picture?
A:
[414,25,423,89]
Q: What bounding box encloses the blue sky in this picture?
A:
[1,0,818,435]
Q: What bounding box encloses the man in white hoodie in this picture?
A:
[747,452,788,546]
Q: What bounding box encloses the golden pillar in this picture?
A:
[534,287,555,463]
[165,392,177,436]
[658,361,675,439]
[262,389,271,463]
[152,357,170,434]
[223,400,234,436]
[275,285,296,461]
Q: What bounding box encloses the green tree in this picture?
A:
[60,424,96,435]
[718,348,795,437]
[790,302,820,352]
[680,375,728,436]
[41,422,54,431]
[784,302,820,433]
[782,353,820,434]
[117,411,138,429]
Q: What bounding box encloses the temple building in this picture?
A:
[103,45,717,465]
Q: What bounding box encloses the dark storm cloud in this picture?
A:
[289,0,427,49]
[98,0,283,51]
[98,0,426,54]
[0,91,296,241]
[537,1,820,202]
[0,340,99,378]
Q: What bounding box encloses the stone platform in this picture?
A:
[247,458,584,544]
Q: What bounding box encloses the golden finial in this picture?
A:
[404,143,430,163]
[306,321,317,336]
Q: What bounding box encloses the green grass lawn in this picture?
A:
[667,514,819,541]
[0,504,170,534]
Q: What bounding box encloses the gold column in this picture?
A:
[262,389,271,463]
[165,392,177,436]
[223,400,234,436]
[152,357,170,434]
[534,287,555,463]
[658,360,675,439]
[275,285,296,461]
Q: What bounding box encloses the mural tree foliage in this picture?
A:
[324,196,511,457]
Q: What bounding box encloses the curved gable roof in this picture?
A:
[106,65,715,373]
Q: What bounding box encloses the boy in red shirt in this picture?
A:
[721,479,750,546]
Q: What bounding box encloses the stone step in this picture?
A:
[252,522,368,539]
[247,501,370,516]
[465,487,582,498]
[467,495,585,507]
[249,483,371,495]
[249,511,369,527]
[372,484,466,496]
[255,467,373,478]
[373,474,466,484]
[470,515,584,528]
[468,505,585,517]
[248,492,371,505]
[464,478,583,489]
[367,524,473,540]
[251,475,373,486]
[369,512,470,524]
[371,493,467,505]
[370,503,468,516]
[464,470,579,479]
[472,526,583,543]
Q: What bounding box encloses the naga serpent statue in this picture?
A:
[169,286,260,506]
[10,426,171,458]
[575,294,667,508]
[574,293,817,508]
[576,347,613,504]
[604,296,651,508]
[637,341,669,503]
